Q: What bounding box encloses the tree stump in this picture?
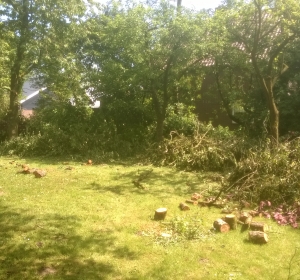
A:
[213,219,230,233]
[250,222,268,232]
[224,214,237,230]
[154,208,167,220]
[248,231,268,244]
[179,202,190,211]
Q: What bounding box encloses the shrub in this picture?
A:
[226,137,300,204]
[149,122,247,172]
[163,103,198,137]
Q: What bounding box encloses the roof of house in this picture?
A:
[21,80,46,110]
[20,80,100,112]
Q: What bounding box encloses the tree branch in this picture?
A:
[267,33,296,75]
[3,0,18,12]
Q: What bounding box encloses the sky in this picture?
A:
[96,0,225,11]
[177,0,224,10]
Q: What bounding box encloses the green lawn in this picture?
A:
[0,156,300,280]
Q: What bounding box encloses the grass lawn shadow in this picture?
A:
[0,202,120,279]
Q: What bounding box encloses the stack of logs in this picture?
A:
[213,211,269,244]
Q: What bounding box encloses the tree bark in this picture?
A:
[155,114,165,143]
[179,202,190,211]
[151,87,167,143]
[213,219,230,233]
[154,208,167,220]
[224,214,237,230]
[6,0,29,139]
[250,221,268,232]
[249,231,268,244]
[263,77,279,144]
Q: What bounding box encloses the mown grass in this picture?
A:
[0,156,300,280]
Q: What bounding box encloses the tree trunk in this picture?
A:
[155,114,165,143]
[263,77,279,145]
[151,89,166,143]
[6,0,29,140]
[7,74,23,140]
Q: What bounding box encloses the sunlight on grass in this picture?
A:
[0,157,300,279]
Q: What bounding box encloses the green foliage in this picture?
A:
[0,0,89,138]
[0,95,152,158]
[82,2,208,142]
[212,0,300,143]
[151,122,242,171]
[100,98,154,145]
[163,215,212,241]
[227,138,300,204]
[163,103,198,136]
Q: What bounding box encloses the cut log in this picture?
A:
[22,164,29,170]
[179,202,190,211]
[248,231,268,244]
[250,222,268,232]
[239,212,252,224]
[224,214,237,230]
[154,208,167,220]
[239,212,253,231]
[213,219,230,233]
[249,210,259,217]
[198,201,225,208]
[185,199,198,205]
[221,209,232,214]
[33,169,47,178]
[191,193,202,201]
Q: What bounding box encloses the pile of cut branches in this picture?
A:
[223,138,300,205]
[151,123,247,171]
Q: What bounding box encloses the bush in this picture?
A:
[0,96,153,158]
[226,137,300,204]
[163,103,198,137]
[149,122,247,172]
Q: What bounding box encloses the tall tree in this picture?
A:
[0,34,10,118]
[215,0,300,143]
[0,0,87,139]
[83,2,207,141]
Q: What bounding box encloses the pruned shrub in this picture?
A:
[226,137,300,204]
[149,122,248,172]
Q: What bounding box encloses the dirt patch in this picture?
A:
[38,266,57,277]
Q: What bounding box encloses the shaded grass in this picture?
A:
[0,156,300,279]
